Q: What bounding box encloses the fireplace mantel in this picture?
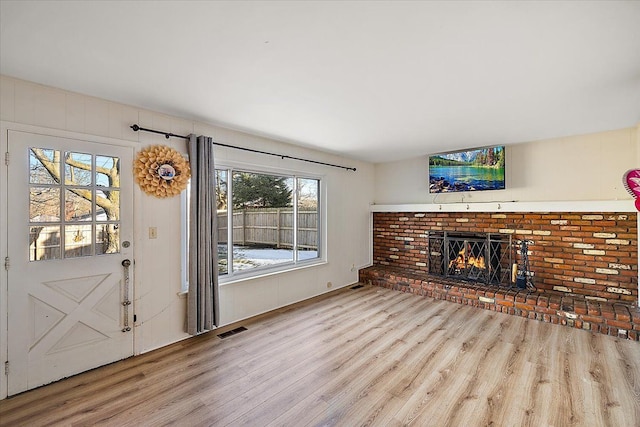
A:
[371,200,637,213]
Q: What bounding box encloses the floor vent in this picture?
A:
[351,284,364,289]
[217,326,247,339]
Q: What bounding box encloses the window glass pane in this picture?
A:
[29,148,61,184]
[30,187,60,222]
[30,225,61,261]
[231,171,294,272]
[65,224,93,258]
[65,152,92,186]
[96,189,119,222]
[96,155,120,188]
[297,178,320,260]
[216,170,228,275]
[66,189,92,221]
[96,223,120,255]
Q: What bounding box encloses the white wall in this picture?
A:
[374,126,639,204]
[0,75,374,398]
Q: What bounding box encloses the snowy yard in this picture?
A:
[219,245,318,273]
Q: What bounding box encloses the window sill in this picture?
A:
[219,259,327,286]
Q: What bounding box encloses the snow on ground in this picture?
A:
[223,245,318,271]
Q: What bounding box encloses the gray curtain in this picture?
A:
[187,134,218,334]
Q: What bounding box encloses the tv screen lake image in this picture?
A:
[429,165,505,193]
[428,146,506,193]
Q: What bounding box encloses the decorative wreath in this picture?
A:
[134,145,191,198]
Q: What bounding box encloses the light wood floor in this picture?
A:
[1,284,639,427]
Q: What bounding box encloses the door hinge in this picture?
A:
[4,361,8,375]
[4,151,8,166]
[4,257,9,271]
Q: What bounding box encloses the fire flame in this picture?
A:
[448,245,486,270]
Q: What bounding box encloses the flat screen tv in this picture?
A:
[429,146,505,193]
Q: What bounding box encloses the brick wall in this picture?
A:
[373,212,638,303]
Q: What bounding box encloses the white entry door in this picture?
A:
[6,130,134,395]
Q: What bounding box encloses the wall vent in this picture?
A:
[217,326,247,339]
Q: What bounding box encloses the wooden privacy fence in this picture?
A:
[217,208,318,250]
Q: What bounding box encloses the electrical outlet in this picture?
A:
[327,281,332,288]
[149,227,158,239]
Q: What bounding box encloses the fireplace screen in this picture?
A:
[428,232,512,285]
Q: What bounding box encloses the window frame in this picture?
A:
[181,162,326,290]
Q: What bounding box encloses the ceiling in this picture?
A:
[1,1,639,163]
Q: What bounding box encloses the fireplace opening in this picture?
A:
[428,232,512,285]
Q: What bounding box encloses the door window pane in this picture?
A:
[30,225,61,261]
[30,148,60,184]
[65,189,92,221]
[96,155,120,188]
[96,156,120,253]
[65,152,92,186]
[96,189,119,221]
[65,225,93,258]
[96,223,120,255]
[30,187,60,222]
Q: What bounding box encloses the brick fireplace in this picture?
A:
[359,211,639,340]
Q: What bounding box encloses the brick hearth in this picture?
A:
[361,211,639,341]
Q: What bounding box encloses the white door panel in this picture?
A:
[6,130,134,395]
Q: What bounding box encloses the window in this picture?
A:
[216,168,322,280]
[28,147,121,261]
[181,165,323,290]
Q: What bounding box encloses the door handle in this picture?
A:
[121,259,132,332]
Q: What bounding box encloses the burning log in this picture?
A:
[448,245,486,270]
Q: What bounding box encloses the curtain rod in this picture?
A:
[130,124,356,172]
